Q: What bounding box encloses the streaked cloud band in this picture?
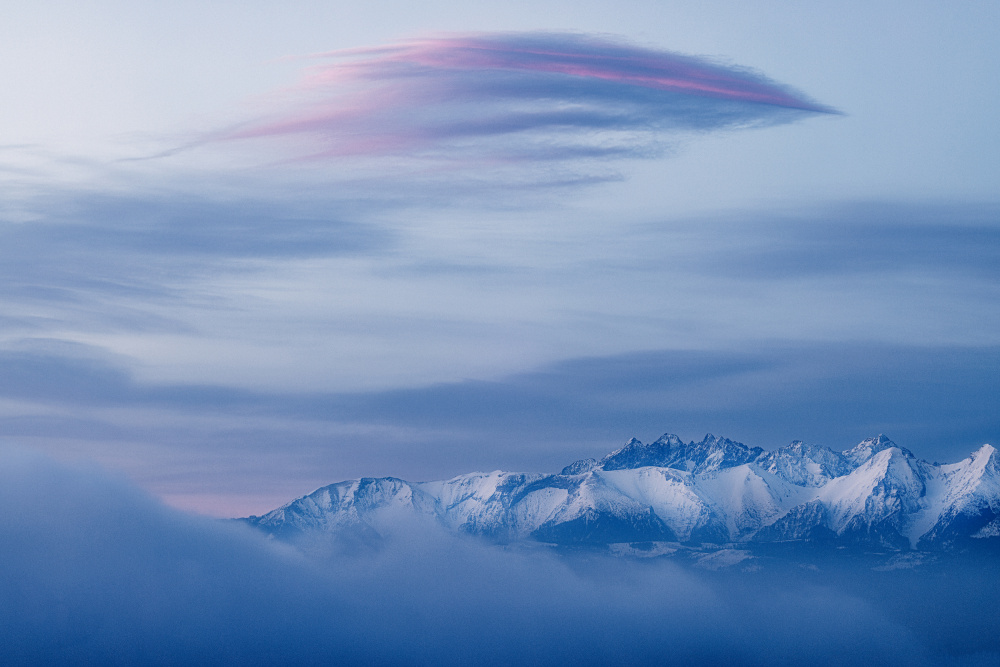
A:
[223,32,835,162]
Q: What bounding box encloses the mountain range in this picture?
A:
[244,433,1000,553]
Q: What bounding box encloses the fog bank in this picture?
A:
[1,450,997,665]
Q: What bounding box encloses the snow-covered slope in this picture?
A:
[913,444,1000,548]
[245,433,1000,552]
[817,445,929,549]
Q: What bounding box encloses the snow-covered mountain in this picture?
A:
[244,433,1000,552]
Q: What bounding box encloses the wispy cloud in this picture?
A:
[220,32,836,163]
[3,339,998,516]
[0,190,393,338]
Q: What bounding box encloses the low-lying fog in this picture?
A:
[2,450,997,666]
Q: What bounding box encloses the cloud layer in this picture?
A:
[222,32,834,163]
[2,339,998,517]
[1,198,998,515]
[5,451,997,665]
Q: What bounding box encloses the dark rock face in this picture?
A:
[599,433,763,473]
[754,501,836,543]
[532,508,677,545]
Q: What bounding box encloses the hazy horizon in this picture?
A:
[3,3,998,517]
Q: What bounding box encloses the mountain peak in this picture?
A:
[247,430,1000,552]
[758,441,849,486]
[843,434,911,465]
[862,434,895,447]
[560,457,599,476]
[973,443,996,459]
[653,433,684,447]
[597,432,762,473]
[959,443,999,478]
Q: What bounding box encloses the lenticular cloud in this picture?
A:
[225,32,836,163]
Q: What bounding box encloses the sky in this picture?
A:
[1,1,999,516]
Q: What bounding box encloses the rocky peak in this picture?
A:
[596,432,762,473]
[843,434,914,467]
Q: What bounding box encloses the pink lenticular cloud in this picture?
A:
[355,35,829,110]
[224,32,835,162]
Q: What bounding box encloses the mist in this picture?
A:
[2,450,998,665]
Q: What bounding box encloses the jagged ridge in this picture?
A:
[245,433,1000,552]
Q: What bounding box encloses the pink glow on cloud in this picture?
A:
[365,36,827,111]
[221,33,834,161]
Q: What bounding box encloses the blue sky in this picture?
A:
[1,1,998,516]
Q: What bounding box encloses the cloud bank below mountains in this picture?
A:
[219,32,835,163]
[3,451,996,666]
